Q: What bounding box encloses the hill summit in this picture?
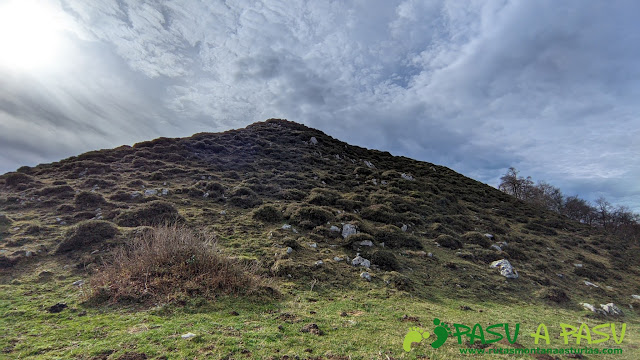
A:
[1,118,639,307]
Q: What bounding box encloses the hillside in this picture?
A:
[1,118,639,359]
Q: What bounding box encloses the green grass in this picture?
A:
[2,263,639,359]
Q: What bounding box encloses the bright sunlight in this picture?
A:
[0,0,70,71]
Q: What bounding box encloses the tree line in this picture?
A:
[498,167,639,240]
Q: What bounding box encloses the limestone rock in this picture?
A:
[490,259,518,279]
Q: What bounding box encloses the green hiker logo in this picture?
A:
[403,318,451,352]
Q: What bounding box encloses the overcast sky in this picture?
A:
[0,0,638,212]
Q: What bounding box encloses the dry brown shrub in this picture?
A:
[90,225,268,304]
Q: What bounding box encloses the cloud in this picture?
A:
[1,0,639,212]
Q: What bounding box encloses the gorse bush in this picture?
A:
[90,226,265,303]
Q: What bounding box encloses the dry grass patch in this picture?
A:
[90,225,268,304]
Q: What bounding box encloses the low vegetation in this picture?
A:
[90,226,266,304]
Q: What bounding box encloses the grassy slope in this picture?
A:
[1,119,639,359]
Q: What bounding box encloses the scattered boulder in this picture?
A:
[351,255,370,268]
[309,137,318,145]
[144,189,158,196]
[632,295,640,300]
[286,247,293,254]
[400,173,414,181]
[360,272,371,281]
[490,259,519,279]
[330,225,340,232]
[342,224,357,239]
[181,333,197,339]
[358,240,373,247]
[600,303,623,316]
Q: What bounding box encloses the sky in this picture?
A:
[0,0,639,212]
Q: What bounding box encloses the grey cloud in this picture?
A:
[2,0,639,212]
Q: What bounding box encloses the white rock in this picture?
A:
[401,224,408,232]
[484,233,494,240]
[181,333,197,339]
[400,173,414,181]
[310,137,318,145]
[161,188,169,196]
[381,180,388,185]
[372,179,378,185]
[584,281,599,287]
[144,189,158,196]
[341,224,357,239]
[490,244,502,251]
[363,160,375,168]
[427,252,434,258]
[281,224,292,230]
[220,210,226,215]
[352,255,370,268]
[203,192,210,198]
[580,303,597,312]
[333,257,344,262]
[90,250,100,255]
[600,303,623,316]
[72,280,85,287]
[131,191,142,199]
[286,247,293,254]
[358,240,373,247]
[25,251,33,257]
[330,225,340,232]
[309,243,317,248]
[632,295,640,300]
[314,260,324,266]
[490,259,519,279]
[574,263,583,268]
[360,272,371,281]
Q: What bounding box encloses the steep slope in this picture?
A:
[1,118,639,307]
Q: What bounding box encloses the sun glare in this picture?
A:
[0,0,69,71]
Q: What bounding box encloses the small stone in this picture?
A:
[220,210,226,215]
[90,250,100,255]
[490,244,502,251]
[161,188,169,196]
[72,280,85,287]
[333,257,343,262]
[360,272,371,281]
[309,243,317,249]
[25,251,33,257]
[574,263,583,268]
[181,333,197,339]
[400,173,414,181]
[314,260,324,266]
[341,224,357,239]
[144,189,157,196]
[427,252,433,257]
[309,137,318,145]
[329,225,340,232]
[484,233,494,240]
[632,295,640,300]
[584,281,599,287]
[286,247,293,254]
[556,273,564,278]
[351,255,370,268]
[363,160,375,168]
[281,224,291,230]
[358,240,373,247]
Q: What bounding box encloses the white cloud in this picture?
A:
[2,0,639,212]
